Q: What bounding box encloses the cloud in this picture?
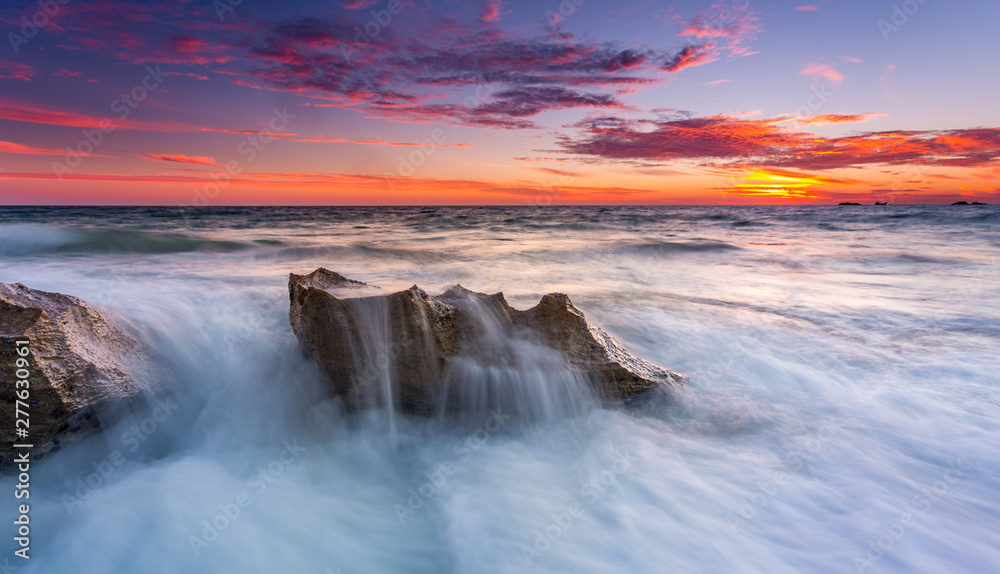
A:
[481,0,503,23]
[662,43,718,73]
[800,63,843,86]
[0,96,187,131]
[283,135,473,147]
[36,2,760,130]
[343,0,378,9]
[796,5,818,11]
[236,15,672,128]
[795,113,887,125]
[559,114,1000,172]
[525,166,584,177]
[43,1,250,66]
[144,153,225,167]
[0,60,33,81]
[703,79,732,86]
[0,170,656,203]
[473,87,624,117]
[0,141,73,156]
[678,2,761,57]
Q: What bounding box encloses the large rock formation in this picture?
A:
[288,268,681,416]
[0,283,160,462]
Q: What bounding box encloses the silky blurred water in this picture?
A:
[1,206,998,573]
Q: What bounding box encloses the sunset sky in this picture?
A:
[1,0,999,205]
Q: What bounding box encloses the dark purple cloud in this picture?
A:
[25,1,764,129]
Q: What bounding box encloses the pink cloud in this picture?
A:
[662,43,718,73]
[678,2,762,58]
[0,60,33,81]
[800,63,843,86]
[796,5,818,11]
[481,0,503,23]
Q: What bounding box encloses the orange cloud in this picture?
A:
[0,170,657,205]
[0,141,72,156]
[561,115,1000,172]
[796,113,887,125]
[144,153,225,167]
[0,96,192,132]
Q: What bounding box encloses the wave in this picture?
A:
[261,242,454,263]
[0,224,254,255]
[623,240,743,255]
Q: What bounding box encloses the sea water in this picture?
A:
[1,205,998,573]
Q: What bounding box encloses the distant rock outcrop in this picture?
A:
[288,268,682,415]
[0,283,161,462]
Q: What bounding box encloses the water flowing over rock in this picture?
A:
[288,268,682,419]
[0,283,161,462]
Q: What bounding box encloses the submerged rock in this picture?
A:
[288,268,682,416]
[0,283,160,462]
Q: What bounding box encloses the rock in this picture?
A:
[0,283,161,462]
[288,268,682,416]
[838,202,862,206]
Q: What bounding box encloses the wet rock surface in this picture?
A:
[0,283,160,462]
[288,268,682,415]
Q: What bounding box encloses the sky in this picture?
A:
[1,0,999,205]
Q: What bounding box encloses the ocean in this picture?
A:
[1,205,998,573]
